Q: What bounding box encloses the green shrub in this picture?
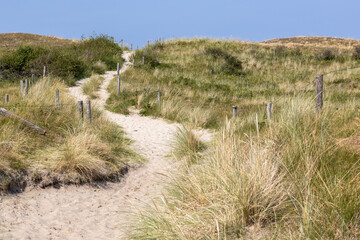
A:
[204,47,243,75]
[353,46,360,60]
[0,34,123,85]
[316,48,336,61]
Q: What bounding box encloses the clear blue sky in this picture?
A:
[1,0,359,47]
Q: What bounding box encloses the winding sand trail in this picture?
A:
[0,52,212,240]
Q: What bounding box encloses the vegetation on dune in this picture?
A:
[0,77,141,194]
[115,38,360,239]
[0,34,124,86]
[0,33,77,53]
[82,75,104,99]
[107,38,360,129]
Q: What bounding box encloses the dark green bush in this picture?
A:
[0,34,123,84]
[353,46,360,60]
[204,47,243,76]
[316,48,336,61]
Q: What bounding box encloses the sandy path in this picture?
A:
[0,52,211,240]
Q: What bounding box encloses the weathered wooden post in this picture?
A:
[78,101,84,122]
[43,66,46,78]
[117,75,120,95]
[131,44,133,50]
[0,107,46,135]
[31,74,34,84]
[232,106,237,118]
[267,103,272,120]
[117,62,120,76]
[56,89,60,108]
[132,59,135,66]
[273,49,276,58]
[86,100,91,124]
[255,113,259,137]
[5,94,9,103]
[157,91,161,106]
[142,56,145,64]
[20,80,24,95]
[121,40,123,48]
[147,40,149,48]
[25,79,29,96]
[316,74,323,112]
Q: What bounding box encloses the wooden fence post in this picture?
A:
[5,94,9,103]
[43,66,46,78]
[0,107,46,135]
[56,89,60,108]
[157,92,161,106]
[20,80,24,95]
[233,106,237,118]
[117,62,120,76]
[142,56,145,64]
[78,101,84,122]
[31,74,34,85]
[86,100,91,124]
[147,40,149,48]
[267,103,272,120]
[121,40,123,48]
[117,75,120,95]
[25,79,29,96]
[316,74,323,111]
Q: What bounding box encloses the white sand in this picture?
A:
[0,52,212,240]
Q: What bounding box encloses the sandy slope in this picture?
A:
[0,52,212,240]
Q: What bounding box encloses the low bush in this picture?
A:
[0,34,124,85]
[204,47,243,75]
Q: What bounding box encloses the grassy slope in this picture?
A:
[0,33,77,54]
[106,38,360,239]
[107,38,360,129]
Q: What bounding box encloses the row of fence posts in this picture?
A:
[5,67,324,126]
[232,74,323,119]
[18,65,48,96]
[116,58,324,119]
[118,38,164,51]
[5,84,92,124]
[78,100,91,124]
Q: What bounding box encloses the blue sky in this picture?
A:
[1,0,359,47]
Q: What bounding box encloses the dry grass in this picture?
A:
[0,77,141,193]
[131,97,360,239]
[0,33,77,53]
[82,75,104,99]
[123,38,360,239]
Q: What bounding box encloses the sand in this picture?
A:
[0,52,212,240]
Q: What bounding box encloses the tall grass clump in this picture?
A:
[131,96,360,239]
[0,77,139,193]
[82,75,104,99]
